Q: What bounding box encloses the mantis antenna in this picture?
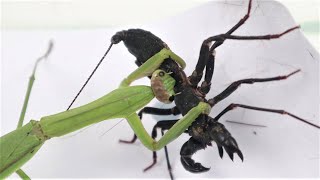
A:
[67,42,114,110]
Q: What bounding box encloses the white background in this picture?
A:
[1,0,319,50]
[1,0,319,178]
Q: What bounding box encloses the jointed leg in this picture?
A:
[207,0,299,52]
[120,106,181,179]
[207,26,300,53]
[189,0,253,88]
[189,0,253,86]
[188,42,216,91]
[213,103,320,129]
[191,0,299,92]
[162,130,174,180]
[210,0,253,50]
[210,23,296,44]
[119,106,180,143]
[189,42,212,87]
[208,69,300,106]
[15,40,53,179]
[199,51,215,94]
[144,120,181,180]
[125,102,210,151]
[18,41,53,128]
[193,26,300,91]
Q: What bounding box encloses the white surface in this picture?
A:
[2,0,319,50]
[1,0,319,178]
[1,0,318,29]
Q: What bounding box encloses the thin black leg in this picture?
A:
[199,51,215,94]
[198,14,299,89]
[161,129,174,180]
[208,69,300,106]
[213,103,320,129]
[208,0,297,51]
[207,26,300,53]
[189,42,211,87]
[144,120,181,180]
[209,0,253,50]
[189,0,253,86]
[119,107,181,143]
[191,0,299,92]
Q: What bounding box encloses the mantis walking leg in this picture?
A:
[15,41,53,179]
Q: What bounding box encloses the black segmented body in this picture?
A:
[112,29,243,173]
[113,29,205,115]
[113,29,204,115]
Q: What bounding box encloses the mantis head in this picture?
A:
[151,70,176,104]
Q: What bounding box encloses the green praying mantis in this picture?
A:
[1,41,213,178]
[1,0,318,178]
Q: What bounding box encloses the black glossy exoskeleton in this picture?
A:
[110,0,319,179]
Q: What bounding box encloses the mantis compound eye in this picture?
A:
[159,71,165,77]
[169,96,175,102]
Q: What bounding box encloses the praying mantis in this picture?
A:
[1,0,318,178]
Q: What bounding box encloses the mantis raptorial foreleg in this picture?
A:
[125,102,211,151]
[117,48,213,151]
[120,48,185,87]
[117,48,206,150]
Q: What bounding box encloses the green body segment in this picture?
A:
[40,85,154,137]
[0,121,45,178]
[0,85,154,178]
[0,49,189,178]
